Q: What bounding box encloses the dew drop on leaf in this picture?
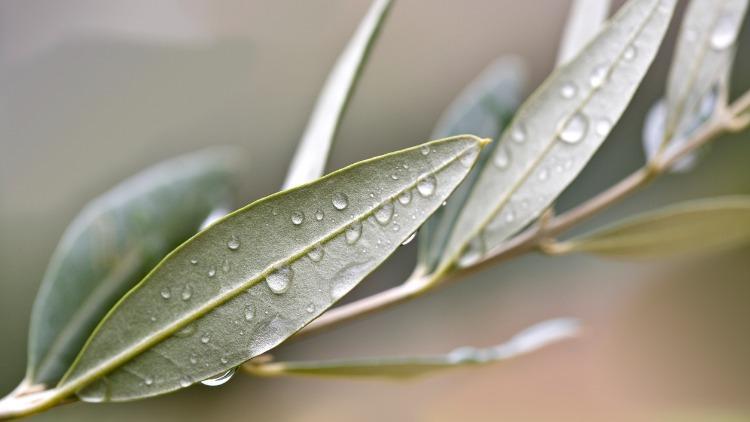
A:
[459,146,480,167]
[160,288,171,300]
[201,368,236,387]
[560,82,577,99]
[314,208,324,221]
[227,235,240,251]
[290,211,305,225]
[511,125,526,143]
[402,231,417,245]
[345,221,363,244]
[398,190,412,205]
[710,15,737,50]
[265,266,292,294]
[374,202,394,225]
[244,305,255,321]
[307,245,324,262]
[493,147,511,169]
[589,64,608,88]
[558,113,588,144]
[181,285,193,301]
[624,45,637,61]
[416,174,437,197]
[420,145,430,155]
[332,192,349,210]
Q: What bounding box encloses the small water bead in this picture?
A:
[511,125,526,143]
[374,202,394,225]
[144,377,153,386]
[558,113,588,144]
[306,303,316,313]
[189,355,198,365]
[314,208,325,221]
[623,45,637,61]
[538,168,549,181]
[401,231,417,245]
[589,64,608,88]
[392,223,401,232]
[189,258,198,265]
[493,147,511,169]
[222,259,230,273]
[332,192,349,210]
[402,163,409,169]
[227,236,240,251]
[345,221,363,244]
[416,174,437,197]
[504,210,516,223]
[160,288,171,300]
[181,285,193,301]
[201,335,210,344]
[560,82,577,99]
[390,174,399,180]
[420,145,431,155]
[291,211,305,225]
[460,146,480,167]
[266,266,293,294]
[207,267,216,278]
[398,190,412,205]
[244,305,255,321]
[595,119,612,136]
[307,245,324,262]
[220,357,228,364]
[201,368,237,387]
[180,377,192,388]
[149,316,157,322]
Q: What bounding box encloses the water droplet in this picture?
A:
[511,125,526,143]
[200,335,210,344]
[266,266,292,294]
[175,324,196,338]
[244,305,255,321]
[493,147,511,169]
[201,368,237,387]
[221,259,230,273]
[220,357,228,364]
[291,211,305,225]
[345,221,363,244]
[189,258,198,265]
[181,285,193,301]
[589,64,608,88]
[416,174,437,197]
[306,303,315,313]
[560,82,577,99]
[390,174,399,180]
[374,202,394,225]
[538,168,549,181]
[504,210,516,223]
[189,354,198,364]
[595,119,612,136]
[624,45,637,61]
[179,377,192,388]
[144,377,153,386]
[402,231,417,245]
[420,145,431,155]
[149,316,157,322]
[558,113,588,144]
[207,267,216,278]
[392,223,401,232]
[458,237,484,267]
[459,146,480,167]
[160,288,171,300]
[314,208,324,221]
[398,190,412,205]
[332,192,349,210]
[307,245,324,262]
[227,236,240,251]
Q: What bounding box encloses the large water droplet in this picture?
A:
[291,211,305,225]
[160,288,171,300]
[398,190,412,205]
[402,231,417,245]
[227,236,240,251]
[710,15,737,50]
[459,146,480,167]
[332,192,349,210]
[266,266,292,294]
[558,113,588,144]
[493,147,511,169]
[420,145,431,155]
[181,285,193,301]
[374,202,394,225]
[345,221,363,244]
[201,368,236,387]
[560,82,577,99]
[307,245,324,262]
[458,237,484,267]
[589,64,608,88]
[416,174,437,197]
[314,208,324,221]
[511,125,526,143]
[244,305,255,321]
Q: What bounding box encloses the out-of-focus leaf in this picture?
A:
[26,149,237,387]
[282,0,393,189]
[644,0,748,172]
[58,136,486,402]
[417,57,526,272]
[557,0,611,65]
[439,0,677,269]
[243,318,579,379]
[556,197,750,257]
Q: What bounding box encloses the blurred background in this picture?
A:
[1,0,750,420]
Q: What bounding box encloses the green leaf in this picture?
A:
[26,149,237,387]
[556,0,611,66]
[417,57,526,272]
[439,0,676,269]
[282,0,393,189]
[58,136,485,402]
[551,196,750,258]
[243,318,579,379]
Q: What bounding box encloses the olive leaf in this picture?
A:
[56,136,485,402]
[282,0,393,189]
[439,0,677,269]
[556,0,611,66]
[643,0,748,172]
[549,196,750,258]
[25,149,237,387]
[417,57,526,273]
[243,318,579,379]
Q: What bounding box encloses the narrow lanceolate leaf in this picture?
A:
[282,0,393,189]
[440,0,676,269]
[58,136,485,402]
[552,197,750,258]
[417,57,526,272]
[556,0,611,66]
[26,149,236,388]
[243,318,579,379]
[657,0,748,159]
